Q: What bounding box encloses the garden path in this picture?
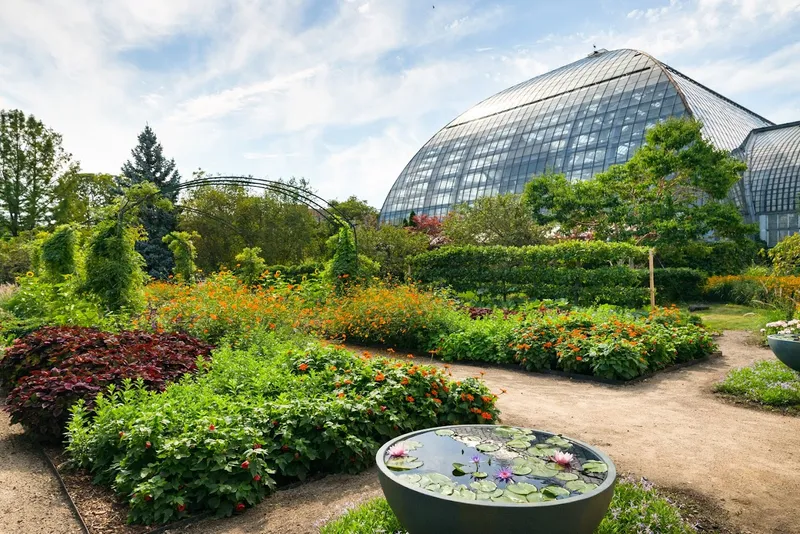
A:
[0,408,83,534]
[180,332,799,534]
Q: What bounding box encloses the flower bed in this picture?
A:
[1,326,211,439]
[66,336,499,524]
[715,360,800,411]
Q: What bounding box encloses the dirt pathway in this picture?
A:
[0,408,82,534]
[181,332,799,534]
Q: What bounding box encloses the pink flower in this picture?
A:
[387,443,408,458]
[551,451,574,467]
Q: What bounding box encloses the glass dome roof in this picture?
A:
[380,48,773,224]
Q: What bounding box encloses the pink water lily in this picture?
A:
[387,443,408,458]
[551,451,574,467]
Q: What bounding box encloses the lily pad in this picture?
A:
[555,472,579,481]
[506,482,538,495]
[528,446,558,458]
[427,473,452,485]
[506,439,532,449]
[545,462,565,471]
[452,463,467,475]
[542,485,570,498]
[455,488,477,501]
[526,464,559,478]
[473,471,488,479]
[476,442,502,453]
[386,456,424,471]
[434,429,455,436]
[424,483,441,492]
[404,440,423,451]
[470,480,498,493]
[511,465,532,476]
[438,485,454,496]
[582,460,608,474]
[398,474,421,484]
[545,436,572,448]
[566,480,598,494]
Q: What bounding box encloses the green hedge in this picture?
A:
[637,268,706,304]
[264,262,323,282]
[410,242,649,307]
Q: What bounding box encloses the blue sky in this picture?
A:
[0,0,798,208]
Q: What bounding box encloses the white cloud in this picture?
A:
[0,0,797,208]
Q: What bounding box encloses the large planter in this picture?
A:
[767,334,800,372]
[376,425,616,534]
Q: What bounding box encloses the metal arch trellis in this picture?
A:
[161,176,358,253]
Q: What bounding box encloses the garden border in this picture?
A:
[42,447,211,534]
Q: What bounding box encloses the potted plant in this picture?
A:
[765,320,800,371]
[376,425,616,534]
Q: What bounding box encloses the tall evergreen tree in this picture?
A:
[119,125,180,278]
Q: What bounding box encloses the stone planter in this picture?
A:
[376,425,616,534]
[767,334,800,372]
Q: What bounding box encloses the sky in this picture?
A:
[0,0,799,209]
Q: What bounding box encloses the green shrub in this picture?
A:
[715,359,800,407]
[162,231,199,282]
[321,479,695,534]
[637,267,706,304]
[234,246,268,285]
[410,242,650,307]
[40,225,78,280]
[67,338,499,524]
[263,262,323,282]
[769,233,800,276]
[0,235,34,284]
[656,240,764,275]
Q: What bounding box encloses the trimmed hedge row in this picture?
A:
[411,243,704,306]
[264,262,323,282]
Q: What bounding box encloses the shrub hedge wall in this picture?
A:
[411,243,704,306]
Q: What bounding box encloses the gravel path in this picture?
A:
[5,332,798,533]
[0,409,82,534]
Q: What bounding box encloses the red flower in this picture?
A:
[241,460,250,469]
[177,504,186,512]
[235,503,245,512]
[145,441,152,449]
[208,424,215,431]
[281,444,289,452]
[253,474,261,482]
[118,431,124,438]
[380,405,387,412]
[253,443,261,449]
[298,363,309,372]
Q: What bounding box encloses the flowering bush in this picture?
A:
[438,306,715,381]
[67,338,498,524]
[762,319,800,338]
[1,326,211,439]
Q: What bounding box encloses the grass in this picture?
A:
[715,359,800,410]
[319,480,696,534]
[688,303,784,332]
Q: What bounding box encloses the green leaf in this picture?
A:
[470,480,497,493]
[582,460,608,474]
[545,435,572,448]
[565,480,599,494]
[555,472,578,481]
[476,442,502,452]
[542,486,570,498]
[435,429,455,436]
[506,482,537,495]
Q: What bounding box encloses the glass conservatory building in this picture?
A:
[380,48,800,244]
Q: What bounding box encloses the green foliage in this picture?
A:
[119,125,181,279]
[657,240,764,275]
[234,246,268,286]
[327,227,359,294]
[82,220,146,313]
[40,225,78,280]
[437,306,714,381]
[442,193,548,247]
[178,182,329,273]
[522,118,755,248]
[769,233,800,276]
[163,231,199,282]
[321,479,695,534]
[715,359,800,408]
[0,109,78,236]
[0,234,34,283]
[358,224,430,280]
[410,242,650,307]
[53,172,116,225]
[636,268,706,304]
[66,338,499,524]
[263,262,323,283]
[319,498,406,534]
[328,196,379,227]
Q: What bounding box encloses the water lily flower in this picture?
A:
[495,468,514,482]
[471,455,481,464]
[388,443,408,458]
[551,451,574,467]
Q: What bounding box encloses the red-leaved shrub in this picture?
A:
[1,327,212,439]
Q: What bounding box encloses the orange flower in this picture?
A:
[406,396,415,403]
[481,411,493,420]
[433,398,442,404]
[337,392,345,398]
[401,377,409,385]
[298,363,309,372]
[466,394,475,402]
[375,372,386,382]
[576,356,583,361]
